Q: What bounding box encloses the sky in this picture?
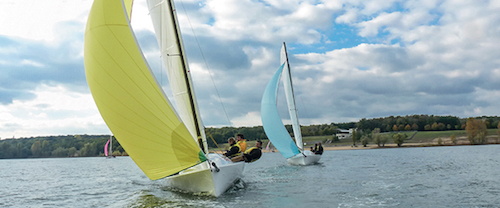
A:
[1,0,500,139]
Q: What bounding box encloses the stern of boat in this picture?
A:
[286,151,321,165]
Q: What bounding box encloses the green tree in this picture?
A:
[79,142,97,157]
[351,129,359,146]
[497,123,500,143]
[112,150,121,156]
[0,141,13,158]
[398,124,405,131]
[360,135,369,147]
[52,147,69,157]
[380,134,389,147]
[68,147,77,157]
[372,128,382,147]
[41,140,50,157]
[31,141,42,157]
[393,133,407,147]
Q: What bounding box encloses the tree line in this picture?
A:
[1,114,498,159]
[0,135,124,159]
[352,117,498,148]
[356,115,500,133]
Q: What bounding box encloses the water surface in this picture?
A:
[1,145,499,207]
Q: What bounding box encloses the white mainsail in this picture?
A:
[261,42,321,165]
[147,0,208,153]
[281,43,303,151]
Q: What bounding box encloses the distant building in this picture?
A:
[335,128,353,140]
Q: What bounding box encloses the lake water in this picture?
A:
[1,145,499,207]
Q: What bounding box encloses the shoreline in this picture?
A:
[212,141,500,154]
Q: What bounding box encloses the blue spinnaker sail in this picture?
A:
[261,64,301,159]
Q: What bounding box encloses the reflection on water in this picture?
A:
[1,145,500,207]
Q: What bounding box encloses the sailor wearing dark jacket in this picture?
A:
[315,142,324,155]
[224,137,240,158]
[231,141,262,163]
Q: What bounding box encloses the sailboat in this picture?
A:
[104,135,115,158]
[261,42,321,165]
[84,0,245,197]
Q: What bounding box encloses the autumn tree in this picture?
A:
[465,118,488,145]
[424,124,431,131]
[411,123,418,130]
[404,124,411,131]
[450,134,457,145]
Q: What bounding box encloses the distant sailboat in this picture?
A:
[84,0,244,196]
[261,42,321,165]
[104,136,115,158]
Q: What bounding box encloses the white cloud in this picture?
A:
[1,0,500,138]
[0,84,109,139]
[0,0,92,42]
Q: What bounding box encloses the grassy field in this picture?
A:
[210,129,500,152]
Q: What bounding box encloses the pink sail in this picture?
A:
[104,139,110,156]
[266,141,271,151]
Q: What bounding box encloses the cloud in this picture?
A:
[0,23,87,105]
[0,84,109,139]
[1,0,500,138]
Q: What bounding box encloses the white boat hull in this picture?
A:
[286,151,321,165]
[166,153,245,197]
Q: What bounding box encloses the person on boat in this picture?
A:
[236,134,247,152]
[224,137,240,158]
[315,142,324,155]
[312,144,318,153]
[310,146,315,153]
[231,141,263,163]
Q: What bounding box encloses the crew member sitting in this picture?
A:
[224,137,240,158]
[231,141,262,163]
[315,142,324,155]
[236,133,247,152]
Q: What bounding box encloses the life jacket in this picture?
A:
[244,146,258,154]
[237,140,247,152]
[244,147,262,162]
[232,143,242,157]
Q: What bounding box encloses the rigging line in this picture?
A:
[178,0,234,129]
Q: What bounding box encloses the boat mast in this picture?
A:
[109,135,112,156]
[166,0,208,154]
[281,42,303,151]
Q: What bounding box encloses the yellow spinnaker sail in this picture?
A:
[84,0,202,180]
